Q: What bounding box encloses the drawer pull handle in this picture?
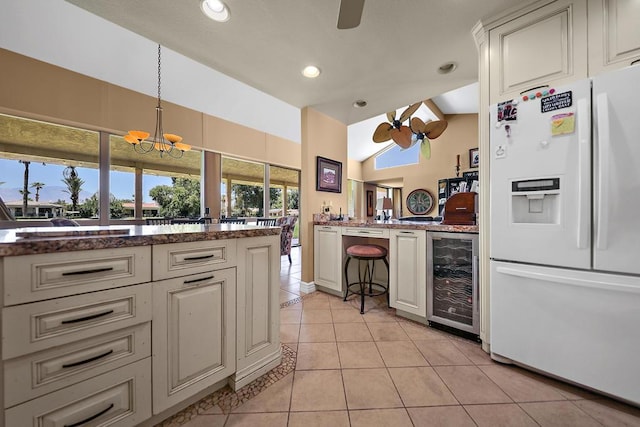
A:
[184,275,214,285]
[184,254,215,261]
[62,267,114,276]
[61,310,114,324]
[62,349,114,368]
[64,403,114,427]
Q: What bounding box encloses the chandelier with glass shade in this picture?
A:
[124,44,191,158]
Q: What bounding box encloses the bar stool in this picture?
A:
[343,244,390,314]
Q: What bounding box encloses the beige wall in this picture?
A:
[0,48,301,170]
[300,107,348,283]
[361,114,478,216]
[347,158,363,181]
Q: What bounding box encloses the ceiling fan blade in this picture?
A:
[404,133,418,149]
[410,117,426,132]
[386,111,396,122]
[399,102,421,123]
[391,126,413,148]
[424,120,448,139]
[420,139,432,159]
[372,122,392,142]
[337,0,365,29]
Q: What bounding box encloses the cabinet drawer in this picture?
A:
[342,227,390,238]
[3,284,152,359]
[3,246,151,306]
[4,323,150,407]
[5,357,151,427]
[152,239,237,280]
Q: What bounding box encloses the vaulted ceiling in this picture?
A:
[66,0,525,127]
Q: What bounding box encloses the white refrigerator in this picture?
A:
[489,65,640,405]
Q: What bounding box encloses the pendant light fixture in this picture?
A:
[125,44,191,158]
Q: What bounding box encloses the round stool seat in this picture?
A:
[346,244,387,258]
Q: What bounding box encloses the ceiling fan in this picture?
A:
[372,102,421,149]
[337,0,365,29]
[409,117,448,159]
[372,101,449,157]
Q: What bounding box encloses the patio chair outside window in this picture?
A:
[220,218,246,224]
[256,218,277,226]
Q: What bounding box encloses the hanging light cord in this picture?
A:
[157,44,162,111]
[125,43,190,158]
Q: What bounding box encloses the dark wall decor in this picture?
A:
[469,148,479,168]
[366,190,374,217]
[316,156,342,193]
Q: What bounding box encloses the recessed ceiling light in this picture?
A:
[437,62,457,74]
[302,65,321,78]
[353,100,367,108]
[201,0,230,22]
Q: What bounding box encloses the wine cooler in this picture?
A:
[427,232,479,335]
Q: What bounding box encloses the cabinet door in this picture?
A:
[588,0,640,75]
[152,268,236,414]
[233,235,281,390]
[489,0,588,102]
[389,230,426,318]
[313,226,343,293]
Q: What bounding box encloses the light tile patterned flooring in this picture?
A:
[181,247,640,426]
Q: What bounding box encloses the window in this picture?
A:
[0,113,202,223]
[222,157,265,218]
[0,114,99,221]
[374,142,420,169]
[110,135,202,219]
[269,165,299,218]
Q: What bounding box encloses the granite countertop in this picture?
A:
[0,224,281,257]
[313,219,479,233]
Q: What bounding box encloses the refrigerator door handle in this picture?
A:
[495,266,640,294]
[576,98,590,249]
[473,255,479,315]
[596,93,610,250]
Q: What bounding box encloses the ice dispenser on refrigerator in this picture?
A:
[510,177,560,224]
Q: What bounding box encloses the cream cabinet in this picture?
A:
[488,0,588,103]
[588,0,640,75]
[1,246,152,426]
[152,268,236,414]
[314,225,343,293]
[1,231,282,425]
[389,229,427,318]
[232,235,281,390]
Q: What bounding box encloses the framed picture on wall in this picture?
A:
[366,190,374,217]
[316,156,342,193]
[469,148,479,168]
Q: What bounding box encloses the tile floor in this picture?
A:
[180,246,640,426]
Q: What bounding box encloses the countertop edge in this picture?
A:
[313,220,479,233]
[0,226,281,257]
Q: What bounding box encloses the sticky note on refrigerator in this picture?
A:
[551,112,575,136]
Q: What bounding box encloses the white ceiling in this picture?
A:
[64,0,524,124]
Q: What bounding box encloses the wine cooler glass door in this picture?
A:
[427,232,479,334]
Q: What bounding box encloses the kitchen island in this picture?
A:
[0,224,281,426]
[313,219,479,333]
